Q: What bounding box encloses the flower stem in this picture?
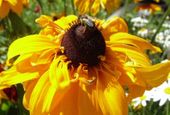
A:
[16,84,29,115]
[63,0,67,16]
[122,0,129,17]
[166,101,169,115]
[71,0,76,15]
[151,6,170,43]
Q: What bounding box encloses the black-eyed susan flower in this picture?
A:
[0,14,170,115]
[0,0,29,19]
[74,0,121,16]
[134,0,165,13]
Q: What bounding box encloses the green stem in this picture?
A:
[63,0,67,16]
[166,101,169,115]
[122,0,129,17]
[142,107,145,115]
[71,0,76,15]
[151,6,170,43]
[16,84,29,115]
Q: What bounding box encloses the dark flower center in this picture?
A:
[61,19,106,67]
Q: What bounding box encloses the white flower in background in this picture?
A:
[152,79,170,106]
[137,28,149,38]
[162,16,170,28]
[138,9,151,17]
[155,30,170,48]
[163,35,170,48]
[164,46,170,60]
[131,90,153,107]
[131,17,148,28]
[164,29,170,36]
[155,32,165,44]
[163,21,170,29]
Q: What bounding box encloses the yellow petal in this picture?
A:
[74,0,91,15]
[104,0,121,14]
[0,0,2,7]
[23,79,38,110]
[78,86,103,115]
[29,71,49,113]
[0,67,38,90]
[7,35,58,60]
[109,44,151,66]
[54,15,78,30]
[50,83,79,115]
[102,18,128,40]
[49,56,70,88]
[7,0,17,6]
[83,67,128,115]
[96,70,128,115]
[135,61,170,89]
[11,0,23,15]
[30,49,55,65]
[109,32,161,52]
[0,2,10,19]
[90,0,100,16]
[35,15,54,27]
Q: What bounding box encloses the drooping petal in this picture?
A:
[29,71,49,114]
[109,32,161,52]
[109,44,151,67]
[7,35,59,60]
[29,57,72,114]
[78,85,103,115]
[96,70,128,115]
[83,67,128,115]
[50,83,79,115]
[0,67,39,90]
[135,61,170,89]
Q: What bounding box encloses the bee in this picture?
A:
[78,15,95,28]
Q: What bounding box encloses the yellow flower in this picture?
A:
[0,14,170,115]
[0,0,29,19]
[134,0,162,13]
[74,0,121,16]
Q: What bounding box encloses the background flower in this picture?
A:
[74,0,121,16]
[0,0,29,19]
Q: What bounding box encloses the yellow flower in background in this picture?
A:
[134,0,162,13]
[0,0,29,19]
[74,0,121,16]
[0,14,170,115]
